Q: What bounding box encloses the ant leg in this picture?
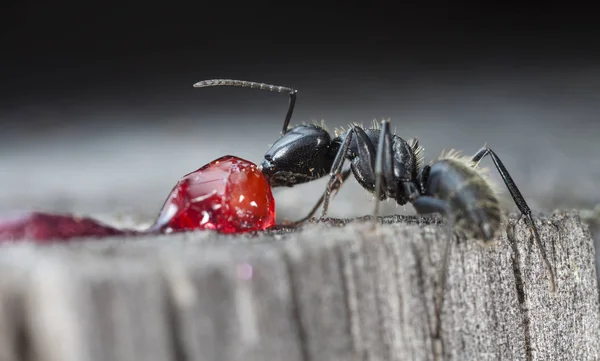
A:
[321,128,356,217]
[472,147,556,292]
[374,119,396,220]
[412,196,453,352]
[292,169,352,225]
[193,79,298,135]
[418,165,431,195]
[321,126,377,218]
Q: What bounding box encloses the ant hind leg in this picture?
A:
[412,196,454,358]
[471,146,556,292]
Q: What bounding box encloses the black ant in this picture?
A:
[193,78,556,341]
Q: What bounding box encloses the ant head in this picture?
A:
[260,124,337,187]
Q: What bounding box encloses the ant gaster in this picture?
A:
[193,79,556,300]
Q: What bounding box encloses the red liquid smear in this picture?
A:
[0,212,137,244]
[0,155,276,243]
[150,155,276,234]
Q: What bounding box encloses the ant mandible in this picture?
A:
[193,79,556,300]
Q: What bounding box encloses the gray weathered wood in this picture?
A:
[0,211,597,361]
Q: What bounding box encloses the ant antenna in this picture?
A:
[194,79,298,135]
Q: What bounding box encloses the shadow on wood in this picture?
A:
[0,211,598,361]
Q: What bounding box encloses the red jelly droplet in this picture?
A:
[151,155,276,234]
[0,212,135,244]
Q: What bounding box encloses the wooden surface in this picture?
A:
[0,211,598,361]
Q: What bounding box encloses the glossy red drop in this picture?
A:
[150,155,276,234]
[0,212,136,243]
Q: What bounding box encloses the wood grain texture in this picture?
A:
[0,211,597,361]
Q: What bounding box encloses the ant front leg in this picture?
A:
[320,126,377,218]
[292,169,352,225]
[472,146,556,292]
[320,119,396,222]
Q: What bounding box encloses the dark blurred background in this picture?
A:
[1,2,599,227]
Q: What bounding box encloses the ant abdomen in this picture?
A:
[426,158,502,242]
